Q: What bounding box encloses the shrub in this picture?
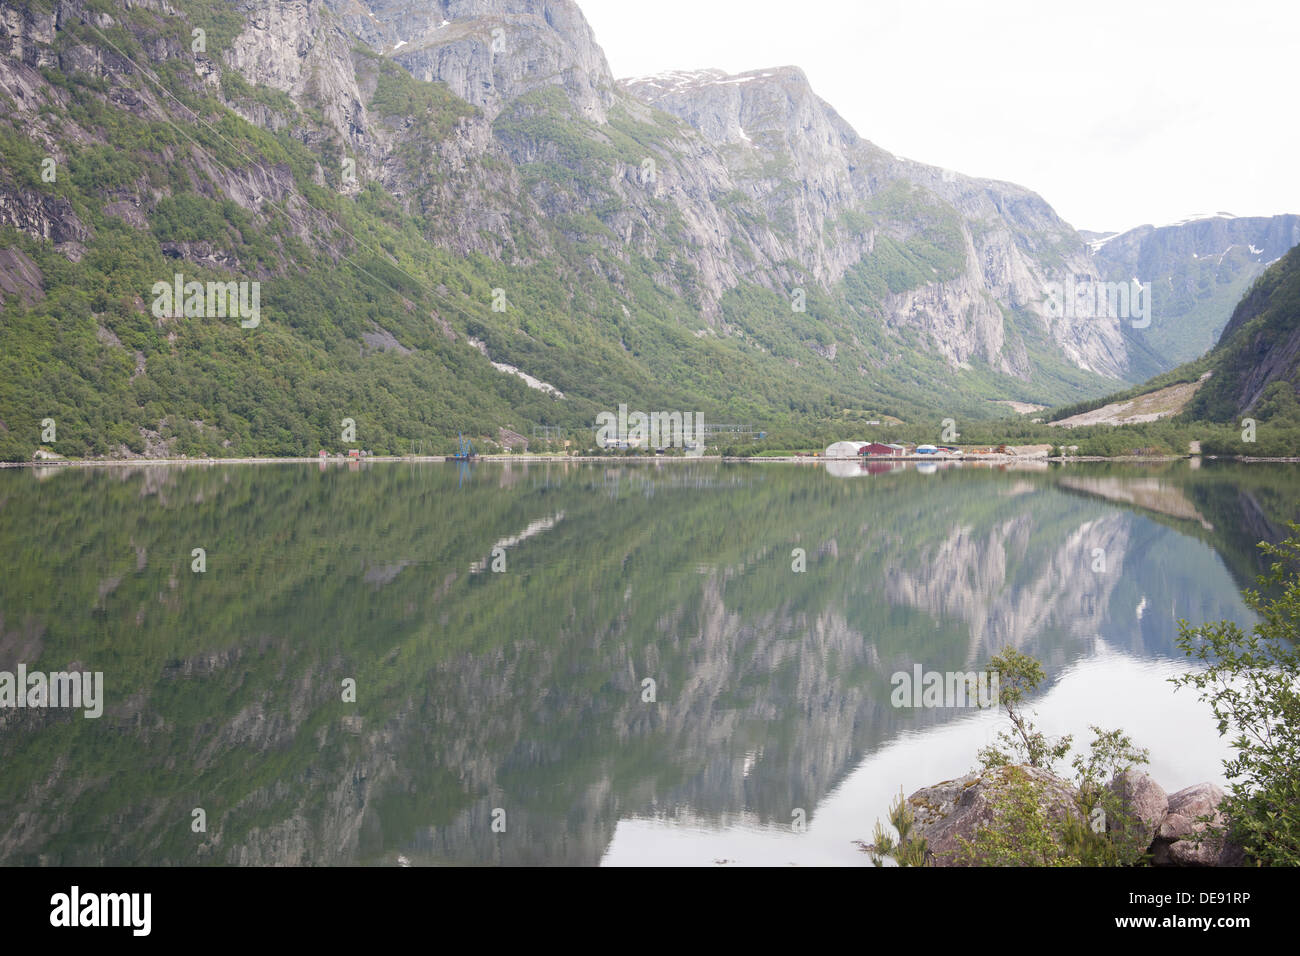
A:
[1172,525,1300,866]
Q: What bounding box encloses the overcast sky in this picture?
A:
[578,0,1299,234]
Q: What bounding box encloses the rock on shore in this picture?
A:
[905,766,1082,865]
[898,766,1243,866]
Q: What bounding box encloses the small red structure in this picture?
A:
[861,442,905,457]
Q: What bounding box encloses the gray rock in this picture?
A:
[1160,833,1225,867]
[1108,769,1168,844]
[1167,782,1226,821]
[1157,783,1227,841]
[1151,782,1229,866]
[907,766,1082,866]
[1152,829,1240,866]
[1158,811,1199,841]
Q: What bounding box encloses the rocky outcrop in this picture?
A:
[1151,783,1243,866]
[898,766,1244,866]
[1108,768,1168,846]
[623,67,1129,379]
[0,187,92,249]
[0,246,44,303]
[325,0,615,122]
[906,766,1083,866]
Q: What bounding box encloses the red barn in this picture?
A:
[861,442,905,457]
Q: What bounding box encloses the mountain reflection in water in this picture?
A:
[0,460,1293,865]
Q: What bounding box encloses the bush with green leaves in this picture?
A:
[864,789,928,867]
[953,766,1082,866]
[977,648,1073,771]
[1172,525,1300,866]
[965,649,1150,865]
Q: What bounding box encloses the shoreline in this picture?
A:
[5,453,1300,469]
[4,454,724,468]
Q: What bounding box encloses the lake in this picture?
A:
[1,459,1295,865]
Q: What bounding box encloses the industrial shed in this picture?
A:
[824,441,869,459]
[861,442,906,457]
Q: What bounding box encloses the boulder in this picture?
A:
[1164,838,1225,866]
[1151,782,1229,866]
[1151,833,1245,866]
[1158,783,1226,841]
[1108,769,1168,844]
[906,766,1082,866]
[1167,782,1226,821]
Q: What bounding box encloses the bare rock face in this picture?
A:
[0,188,92,247]
[326,0,616,122]
[0,247,44,304]
[907,766,1083,866]
[227,0,373,160]
[1108,768,1169,845]
[623,67,1129,380]
[1150,782,1233,866]
[1162,782,1226,834]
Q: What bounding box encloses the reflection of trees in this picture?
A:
[0,462,1276,865]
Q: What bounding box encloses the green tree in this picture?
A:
[968,650,1149,865]
[1171,525,1300,866]
[977,648,1072,770]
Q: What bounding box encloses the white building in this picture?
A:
[824,441,869,459]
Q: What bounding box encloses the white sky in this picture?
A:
[578,0,1300,234]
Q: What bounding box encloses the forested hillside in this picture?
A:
[0,0,1139,461]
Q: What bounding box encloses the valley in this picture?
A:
[2,0,1294,463]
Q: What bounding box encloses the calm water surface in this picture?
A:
[1,459,1296,865]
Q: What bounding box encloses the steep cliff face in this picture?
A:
[225,1,369,143]
[325,0,615,121]
[1185,244,1300,420]
[0,0,1200,462]
[1091,213,1300,370]
[622,67,1127,378]
[216,0,1132,381]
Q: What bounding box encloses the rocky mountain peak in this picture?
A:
[623,62,1128,380]
[622,65,859,154]
[324,0,616,120]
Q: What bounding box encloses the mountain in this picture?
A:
[620,66,1126,380]
[323,0,615,120]
[1041,241,1300,458]
[1089,213,1300,372]
[0,0,1245,460]
[1183,243,1300,423]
